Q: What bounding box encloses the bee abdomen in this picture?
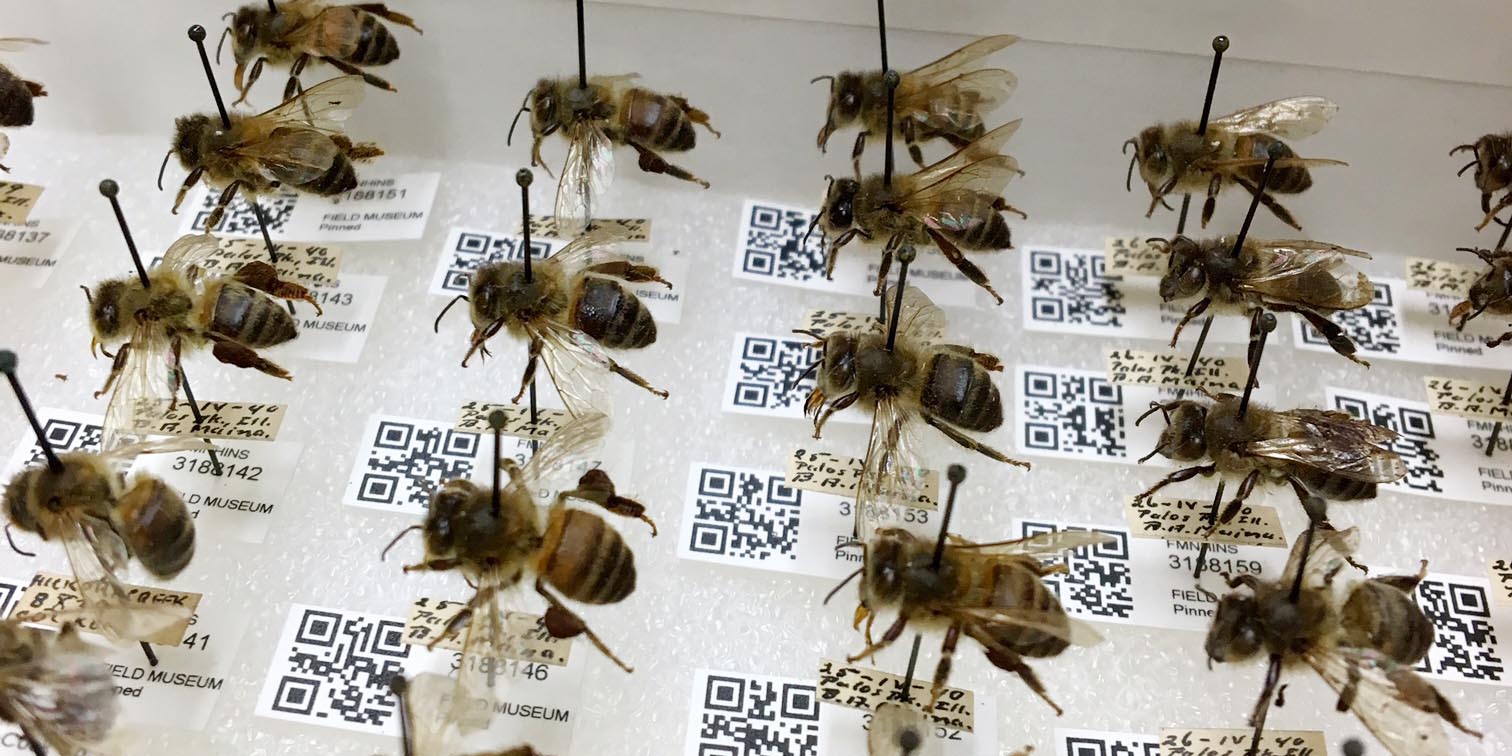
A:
[1241,135,1312,194]
[919,352,1001,432]
[114,475,195,579]
[1296,469,1376,500]
[211,282,298,348]
[301,152,359,196]
[1341,582,1435,665]
[619,88,695,151]
[570,277,656,349]
[935,196,1012,250]
[350,13,401,65]
[538,509,636,605]
[986,565,1069,657]
[0,68,36,127]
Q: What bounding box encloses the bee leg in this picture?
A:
[928,622,963,710]
[969,350,1004,372]
[604,356,668,400]
[320,56,397,93]
[92,343,132,399]
[281,54,311,102]
[923,226,1004,305]
[1281,305,1370,367]
[206,180,246,232]
[232,260,323,315]
[351,4,423,33]
[975,640,1063,717]
[534,579,634,672]
[210,340,292,380]
[1132,464,1216,504]
[667,95,719,137]
[584,260,671,288]
[901,119,927,169]
[1232,177,1303,231]
[1244,654,1285,756]
[850,131,870,179]
[921,414,1032,469]
[991,196,1028,220]
[1475,191,1512,231]
[171,167,206,216]
[8,722,44,756]
[233,57,266,106]
[402,557,462,574]
[1370,559,1430,594]
[626,140,710,189]
[811,392,858,439]
[845,611,908,663]
[1213,469,1263,533]
[559,468,658,536]
[827,229,861,280]
[1168,297,1211,348]
[873,243,894,297]
[510,336,544,404]
[1488,329,1512,348]
[1201,174,1222,228]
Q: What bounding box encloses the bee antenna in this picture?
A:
[809,75,835,86]
[79,284,93,306]
[156,149,174,192]
[4,524,34,558]
[1449,143,1476,157]
[1457,160,1478,177]
[1138,445,1164,464]
[1146,237,1170,251]
[785,361,820,397]
[433,294,468,333]
[380,525,422,561]
[823,566,865,606]
[1123,139,1139,193]
[1134,401,1170,426]
[801,210,822,249]
[215,24,231,64]
[506,90,532,147]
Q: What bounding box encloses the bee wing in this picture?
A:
[950,604,1104,647]
[100,325,176,453]
[855,395,928,542]
[97,437,215,465]
[555,121,615,236]
[0,625,118,753]
[230,128,342,186]
[159,233,222,276]
[0,133,9,163]
[517,410,609,486]
[444,588,513,734]
[0,38,47,52]
[398,672,460,755]
[905,119,1022,189]
[283,4,364,55]
[1306,648,1455,756]
[252,74,365,133]
[947,529,1117,557]
[532,321,614,418]
[59,514,193,642]
[1210,96,1339,139]
[867,701,943,756]
[589,72,641,89]
[1245,409,1405,483]
[900,69,1017,137]
[1280,525,1361,590]
[880,284,947,349]
[905,35,1018,84]
[545,226,636,277]
[1236,241,1375,310]
[899,156,1023,235]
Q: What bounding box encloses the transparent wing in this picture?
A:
[1210,96,1339,139]
[1246,410,1405,483]
[555,121,615,236]
[589,73,641,89]
[0,38,47,52]
[900,69,1017,136]
[445,587,511,734]
[868,701,943,756]
[949,603,1104,647]
[545,226,635,277]
[399,672,458,756]
[532,321,614,418]
[59,514,192,642]
[1307,649,1453,756]
[158,233,222,276]
[0,132,9,162]
[906,119,1021,189]
[517,410,609,486]
[1281,525,1360,590]
[948,530,1116,557]
[906,35,1018,84]
[253,74,365,133]
[97,437,215,465]
[855,396,928,542]
[1238,241,1375,310]
[232,128,341,186]
[100,325,175,453]
[880,284,946,350]
[0,625,118,754]
[900,157,1023,238]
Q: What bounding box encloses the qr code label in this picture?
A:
[1016,367,1128,461]
[1021,520,1135,621]
[430,226,563,295]
[1055,728,1160,756]
[735,201,827,285]
[342,415,482,515]
[255,604,407,734]
[1298,281,1402,356]
[684,465,801,563]
[187,190,300,236]
[1414,574,1508,686]
[687,670,820,756]
[2,408,103,481]
[0,577,22,618]
[1330,391,1444,493]
[1023,248,1126,334]
[723,332,859,423]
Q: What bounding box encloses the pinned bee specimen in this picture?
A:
[387,411,654,730]
[815,34,1017,173]
[0,620,118,756]
[1125,96,1342,230]
[508,74,717,232]
[868,701,941,756]
[439,226,669,417]
[164,75,383,231]
[86,233,320,450]
[813,120,1024,303]
[1451,133,1512,230]
[220,0,421,105]
[1153,235,1376,366]
[1207,522,1482,756]
[0,37,47,172]
[1134,391,1406,527]
[388,674,545,756]
[1449,246,1512,347]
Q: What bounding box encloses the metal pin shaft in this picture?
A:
[930,465,966,570]
[188,26,232,129]
[0,351,63,474]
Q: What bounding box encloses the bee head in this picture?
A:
[860,528,916,608]
[829,72,865,127]
[1141,400,1207,462]
[6,455,115,531]
[86,278,144,343]
[527,79,558,134]
[1157,235,1208,301]
[3,470,43,536]
[1133,125,1171,187]
[817,332,859,394]
[228,6,268,64]
[1205,592,1263,664]
[172,114,216,170]
[822,177,860,231]
[1471,134,1512,195]
[1467,259,1512,312]
[421,480,486,558]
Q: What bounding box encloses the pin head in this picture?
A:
[947,464,966,484]
[388,674,408,695]
[1212,35,1230,53]
[897,245,916,264]
[1258,311,1277,333]
[1302,495,1328,523]
[1266,141,1285,160]
[1343,738,1365,756]
[487,410,507,430]
[98,179,119,198]
[0,350,16,374]
[883,69,900,90]
[188,25,207,42]
[515,169,533,188]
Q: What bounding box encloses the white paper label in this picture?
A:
[0,218,81,287]
[103,593,247,732]
[722,332,863,424]
[1291,277,1512,370]
[734,199,993,308]
[180,171,439,242]
[1401,569,1512,686]
[1054,729,1159,756]
[275,273,386,363]
[1,407,104,482]
[1160,728,1325,756]
[128,440,303,544]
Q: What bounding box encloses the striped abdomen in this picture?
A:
[537,508,636,605]
[299,149,359,195]
[320,7,401,65]
[570,277,656,349]
[617,88,695,151]
[918,350,1001,432]
[982,562,1069,657]
[1294,468,1377,500]
[1340,581,1435,665]
[114,475,195,579]
[1235,134,1312,194]
[210,281,298,348]
[930,191,1012,250]
[0,67,39,127]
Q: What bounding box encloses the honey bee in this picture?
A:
[1134,392,1406,525]
[0,37,47,172]
[220,0,421,105]
[799,285,1028,537]
[1451,133,1512,230]
[1206,524,1482,756]
[1153,235,1376,366]
[1448,246,1512,347]
[814,34,1017,173]
[387,411,654,731]
[85,233,320,451]
[387,673,544,756]
[868,701,940,756]
[508,75,717,232]
[841,525,1111,714]
[813,120,1024,303]
[0,620,118,755]
[441,227,669,417]
[163,75,383,231]
[1124,96,1343,230]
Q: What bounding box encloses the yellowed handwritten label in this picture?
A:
[817,659,973,732]
[130,400,285,441]
[10,572,200,646]
[1423,376,1511,421]
[521,215,651,242]
[1492,559,1512,606]
[787,449,938,509]
[206,238,344,287]
[1160,728,1324,756]
[402,596,571,666]
[456,402,572,440]
[1406,257,1479,297]
[1106,349,1247,392]
[0,182,43,225]
[1124,497,1285,548]
[801,309,884,337]
[1105,236,1166,276]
